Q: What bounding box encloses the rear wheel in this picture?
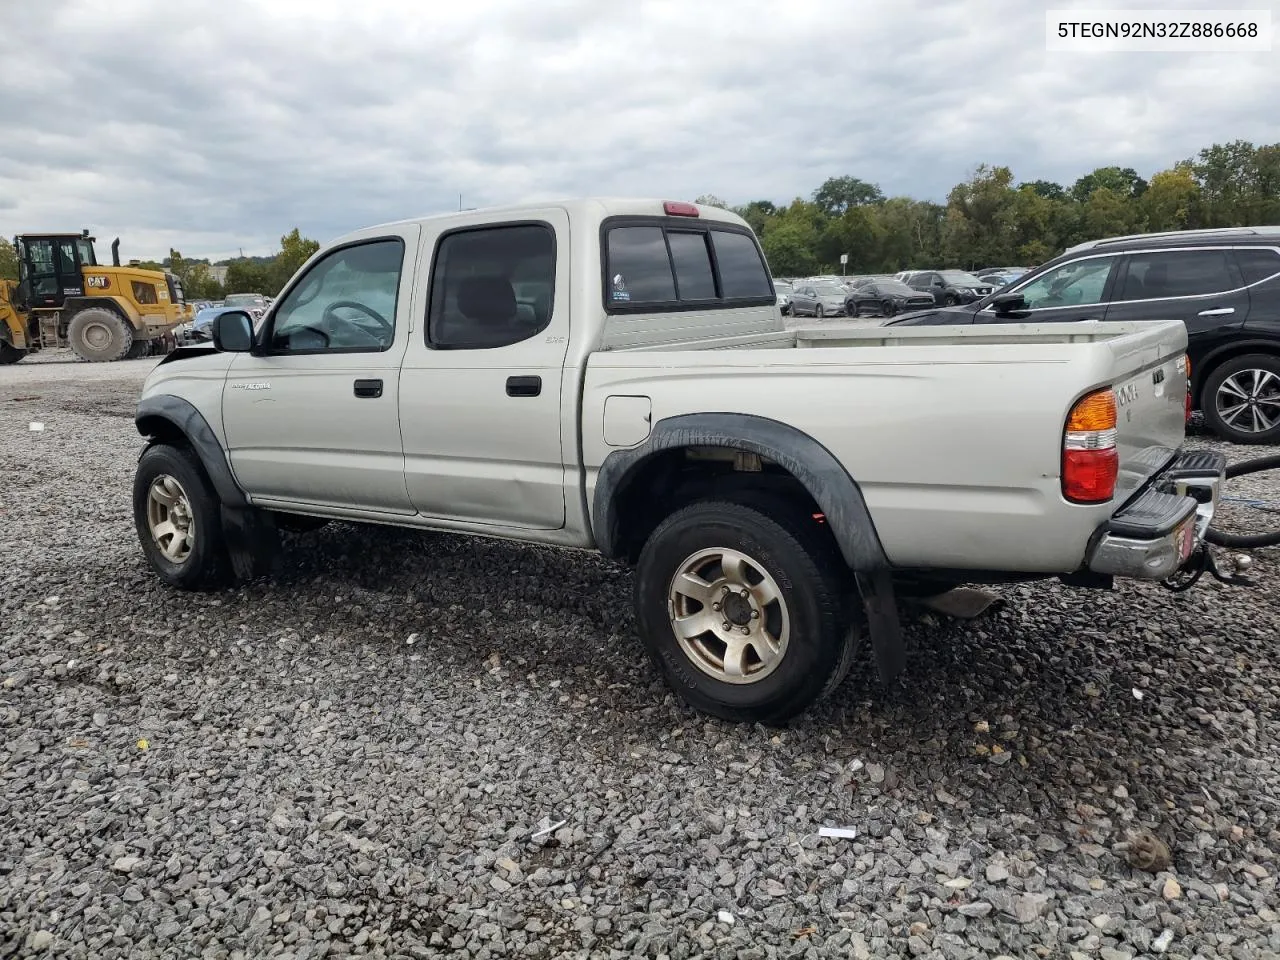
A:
[814,304,824,319]
[67,306,134,362]
[125,339,152,359]
[634,499,857,725]
[133,444,231,590]
[846,301,859,318]
[881,299,898,317]
[0,340,26,364]
[1202,354,1280,444]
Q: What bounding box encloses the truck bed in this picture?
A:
[583,319,1189,573]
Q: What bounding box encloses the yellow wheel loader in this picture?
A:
[0,231,193,364]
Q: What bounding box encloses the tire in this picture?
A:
[881,299,898,318]
[814,304,824,319]
[846,301,859,318]
[67,306,134,362]
[1201,354,1280,444]
[133,444,231,590]
[634,499,857,725]
[125,339,151,359]
[0,340,26,364]
[943,292,958,306]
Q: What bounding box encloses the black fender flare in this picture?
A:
[135,395,247,508]
[592,413,905,682]
[593,412,889,571]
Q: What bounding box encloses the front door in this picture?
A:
[221,226,421,514]
[984,253,1122,323]
[399,210,571,529]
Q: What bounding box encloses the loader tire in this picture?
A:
[67,307,134,362]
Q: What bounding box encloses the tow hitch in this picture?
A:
[1161,544,1254,592]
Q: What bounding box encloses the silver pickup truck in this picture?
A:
[131,198,1225,724]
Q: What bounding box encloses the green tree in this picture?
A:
[760,220,820,277]
[1081,186,1141,238]
[812,176,883,216]
[1142,166,1201,232]
[942,165,1018,268]
[734,200,777,236]
[0,238,18,281]
[694,194,728,209]
[1024,180,1067,201]
[270,228,320,293]
[224,259,273,295]
[1070,166,1148,204]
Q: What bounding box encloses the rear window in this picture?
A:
[1235,248,1280,285]
[1117,250,1237,301]
[604,220,774,312]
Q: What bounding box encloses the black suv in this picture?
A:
[904,270,995,306]
[889,226,1280,444]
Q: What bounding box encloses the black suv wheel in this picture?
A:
[1202,354,1280,444]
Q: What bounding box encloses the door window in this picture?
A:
[269,239,404,353]
[57,241,78,275]
[427,223,556,349]
[25,239,56,297]
[1234,248,1280,285]
[1116,249,1237,301]
[1014,256,1118,309]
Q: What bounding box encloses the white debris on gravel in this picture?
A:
[3,358,1280,959]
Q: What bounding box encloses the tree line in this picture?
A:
[694,139,1280,277]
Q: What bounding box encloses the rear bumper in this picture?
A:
[1087,450,1225,579]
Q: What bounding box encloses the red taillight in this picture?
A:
[663,201,700,217]
[1063,388,1118,503]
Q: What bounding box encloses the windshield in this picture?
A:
[814,282,845,296]
[225,293,264,305]
[941,270,984,286]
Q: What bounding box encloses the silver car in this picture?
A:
[789,281,849,319]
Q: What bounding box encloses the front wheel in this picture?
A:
[67,307,134,362]
[1202,354,1280,444]
[943,292,958,306]
[881,299,898,317]
[133,444,231,590]
[633,500,857,725]
[814,304,824,319]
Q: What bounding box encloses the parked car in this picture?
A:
[906,270,995,306]
[846,279,937,317]
[773,279,794,315]
[888,225,1280,444]
[132,197,1222,725]
[789,280,849,318]
[223,292,269,321]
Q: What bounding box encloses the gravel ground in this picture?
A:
[3,352,1279,960]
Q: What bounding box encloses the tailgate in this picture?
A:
[1105,335,1189,504]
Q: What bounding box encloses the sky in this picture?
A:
[2,0,1278,261]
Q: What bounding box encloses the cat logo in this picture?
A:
[86,275,111,289]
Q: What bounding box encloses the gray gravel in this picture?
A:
[3,351,1280,960]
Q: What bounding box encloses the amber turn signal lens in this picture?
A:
[1066,389,1117,432]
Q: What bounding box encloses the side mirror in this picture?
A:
[211,310,254,352]
[990,292,1028,316]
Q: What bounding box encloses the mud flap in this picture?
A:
[855,569,907,683]
[220,504,280,582]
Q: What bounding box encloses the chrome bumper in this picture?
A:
[1087,451,1225,580]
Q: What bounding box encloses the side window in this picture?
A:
[1117,250,1236,301]
[428,223,555,350]
[57,241,78,274]
[1235,248,1280,285]
[667,231,716,300]
[607,226,676,304]
[270,238,404,353]
[712,229,773,298]
[1014,256,1118,309]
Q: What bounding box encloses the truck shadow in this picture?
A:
[259,520,1273,835]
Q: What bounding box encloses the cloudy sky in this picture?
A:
[3,0,1277,261]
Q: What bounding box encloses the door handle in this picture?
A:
[506,375,542,397]
[1198,307,1235,317]
[353,378,383,398]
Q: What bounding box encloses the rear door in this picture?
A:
[1102,248,1247,348]
[399,210,571,529]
